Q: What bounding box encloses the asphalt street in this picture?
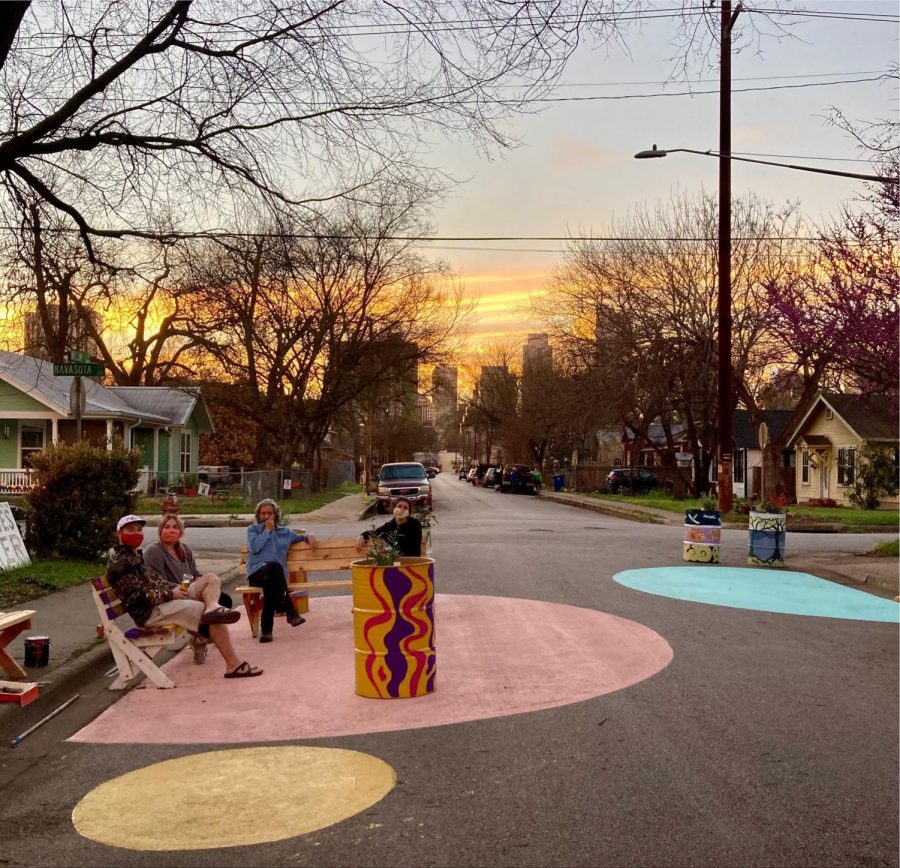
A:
[0,474,897,867]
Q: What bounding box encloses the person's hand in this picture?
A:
[307,532,318,550]
[263,518,276,533]
[172,587,188,600]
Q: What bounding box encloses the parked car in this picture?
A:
[606,467,660,494]
[483,466,504,489]
[425,467,438,479]
[375,462,432,513]
[470,463,490,485]
[466,467,478,483]
[458,466,470,480]
[500,464,537,495]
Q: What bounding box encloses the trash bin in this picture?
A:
[553,474,565,492]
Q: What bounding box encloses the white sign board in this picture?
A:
[0,503,30,569]
[197,482,210,496]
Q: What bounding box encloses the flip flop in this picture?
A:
[224,661,263,679]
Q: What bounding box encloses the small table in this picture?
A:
[0,610,37,679]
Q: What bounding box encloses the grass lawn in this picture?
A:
[585,491,900,528]
[137,481,364,516]
[869,539,900,557]
[0,558,105,608]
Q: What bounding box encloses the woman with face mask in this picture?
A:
[144,513,233,664]
[107,515,262,679]
[356,497,423,557]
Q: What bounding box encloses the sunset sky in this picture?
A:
[418,2,898,349]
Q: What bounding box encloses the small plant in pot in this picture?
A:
[363,528,401,566]
[183,473,199,496]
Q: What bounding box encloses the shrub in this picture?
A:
[848,443,899,510]
[25,439,143,559]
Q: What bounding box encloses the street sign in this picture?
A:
[53,362,103,377]
[69,349,90,363]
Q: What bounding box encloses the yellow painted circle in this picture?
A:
[72,747,396,851]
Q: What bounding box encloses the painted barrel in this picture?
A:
[748,512,786,567]
[24,635,50,667]
[352,557,436,699]
[683,509,722,563]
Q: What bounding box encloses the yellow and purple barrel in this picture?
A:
[682,509,722,563]
[748,511,786,567]
[352,557,436,699]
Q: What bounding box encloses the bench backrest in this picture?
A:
[91,575,175,640]
[239,538,366,575]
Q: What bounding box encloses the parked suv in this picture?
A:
[500,464,537,495]
[375,462,432,513]
[483,466,504,489]
[606,467,659,494]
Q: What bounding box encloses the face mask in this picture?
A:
[393,508,409,521]
[160,527,180,544]
[121,532,144,549]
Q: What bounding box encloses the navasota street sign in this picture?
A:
[53,362,104,377]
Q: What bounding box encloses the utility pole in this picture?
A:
[717,0,741,514]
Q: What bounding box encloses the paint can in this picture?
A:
[24,636,50,668]
[352,557,435,699]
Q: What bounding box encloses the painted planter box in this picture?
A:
[748,512,786,567]
[351,557,436,699]
[683,509,722,563]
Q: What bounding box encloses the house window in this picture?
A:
[180,433,191,474]
[21,425,44,468]
[733,449,745,484]
[801,449,810,484]
[837,447,856,486]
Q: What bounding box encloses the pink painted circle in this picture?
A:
[70,594,673,745]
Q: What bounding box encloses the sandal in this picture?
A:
[201,607,241,625]
[224,661,264,679]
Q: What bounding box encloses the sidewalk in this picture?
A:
[1,491,895,729]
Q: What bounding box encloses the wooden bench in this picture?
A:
[0,610,36,679]
[91,576,185,690]
[235,538,369,638]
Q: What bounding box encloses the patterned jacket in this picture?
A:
[106,544,173,626]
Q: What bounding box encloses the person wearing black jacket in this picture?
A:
[357,497,422,557]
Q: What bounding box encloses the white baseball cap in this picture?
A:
[116,514,147,531]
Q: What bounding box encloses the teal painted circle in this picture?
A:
[614,566,899,623]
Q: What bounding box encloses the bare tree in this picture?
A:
[186,198,469,471]
[538,190,806,495]
[0,0,648,261]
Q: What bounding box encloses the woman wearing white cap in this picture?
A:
[108,515,262,678]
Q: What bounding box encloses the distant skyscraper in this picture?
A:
[24,304,102,361]
[522,333,552,375]
[432,364,458,445]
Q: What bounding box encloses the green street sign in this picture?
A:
[53,362,104,377]
[69,349,90,363]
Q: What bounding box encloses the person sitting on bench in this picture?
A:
[144,512,233,666]
[246,499,318,644]
[357,496,422,557]
[108,515,262,679]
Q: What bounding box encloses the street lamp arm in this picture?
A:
[634,145,896,186]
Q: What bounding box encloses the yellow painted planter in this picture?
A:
[352,557,435,699]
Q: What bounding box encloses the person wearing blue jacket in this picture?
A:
[246,498,318,643]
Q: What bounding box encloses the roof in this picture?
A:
[787,392,899,445]
[799,434,832,447]
[108,386,213,432]
[0,352,210,430]
[733,410,794,449]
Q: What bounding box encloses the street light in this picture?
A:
[634,145,895,185]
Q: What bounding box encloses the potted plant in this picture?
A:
[748,500,786,567]
[414,504,437,556]
[351,527,435,700]
[183,473,199,496]
[682,493,721,564]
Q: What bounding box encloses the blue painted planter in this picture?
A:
[748,511,786,567]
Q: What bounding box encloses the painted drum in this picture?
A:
[24,635,50,667]
[748,511,786,567]
[683,509,722,564]
[352,557,435,699]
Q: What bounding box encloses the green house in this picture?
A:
[0,351,213,494]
